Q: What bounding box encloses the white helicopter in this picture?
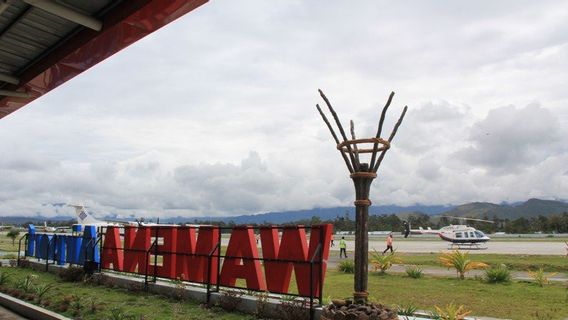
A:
[403,216,493,249]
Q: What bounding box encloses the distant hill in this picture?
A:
[2,198,566,225]
[0,215,73,225]
[157,204,451,224]
[438,198,568,220]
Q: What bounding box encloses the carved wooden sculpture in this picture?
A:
[316,89,407,304]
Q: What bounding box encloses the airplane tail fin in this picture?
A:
[68,205,99,224]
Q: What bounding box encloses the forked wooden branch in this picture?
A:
[318,89,361,171]
[316,104,354,173]
[368,91,395,171]
[373,105,408,172]
[350,120,360,164]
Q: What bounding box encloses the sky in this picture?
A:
[1,0,568,219]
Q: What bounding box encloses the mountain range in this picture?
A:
[0,198,566,225]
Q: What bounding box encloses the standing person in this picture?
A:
[382,233,394,254]
[330,234,335,247]
[339,236,347,258]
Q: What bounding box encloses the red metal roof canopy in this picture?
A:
[0,0,207,119]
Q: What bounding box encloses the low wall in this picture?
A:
[26,260,322,319]
[0,292,72,320]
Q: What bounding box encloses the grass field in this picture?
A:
[398,253,568,273]
[1,265,567,320]
[0,231,22,252]
[0,267,253,320]
[323,270,568,320]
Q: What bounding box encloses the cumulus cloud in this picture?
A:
[1,1,568,217]
[457,103,565,173]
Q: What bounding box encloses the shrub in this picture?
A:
[438,250,488,280]
[219,289,244,311]
[15,274,37,293]
[370,249,402,274]
[405,265,423,279]
[337,260,355,273]
[84,272,105,286]
[17,259,30,268]
[7,229,20,245]
[528,268,557,287]
[255,291,270,319]
[484,264,511,284]
[0,271,10,286]
[280,296,310,320]
[59,266,85,282]
[34,283,55,304]
[107,307,136,320]
[397,302,418,316]
[433,302,471,320]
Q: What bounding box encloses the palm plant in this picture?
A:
[34,283,55,304]
[438,250,488,280]
[528,268,557,287]
[434,303,471,320]
[0,271,10,286]
[370,249,402,274]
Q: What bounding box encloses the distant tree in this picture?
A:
[7,229,20,245]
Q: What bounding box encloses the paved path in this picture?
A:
[0,306,26,320]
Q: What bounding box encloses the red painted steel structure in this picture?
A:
[0,0,208,118]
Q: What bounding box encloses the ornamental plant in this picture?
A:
[438,250,488,280]
[370,249,403,274]
[484,264,511,284]
[528,268,557,287]
[434,302,471,320]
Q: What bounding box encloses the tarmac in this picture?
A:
[329,237,568,255]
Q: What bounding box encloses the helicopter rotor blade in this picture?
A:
[442,216,495,224]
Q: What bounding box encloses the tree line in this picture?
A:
[191,211,568,234]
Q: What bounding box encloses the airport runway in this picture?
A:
[330,239,567,255]
[220,236,567,255]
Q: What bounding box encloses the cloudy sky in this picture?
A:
[1,0,568,218]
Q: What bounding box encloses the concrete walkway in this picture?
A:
[0,306,26,320]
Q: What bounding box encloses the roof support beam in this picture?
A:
[0,89,31,98]
[0,72,20,85]
[22,0,102,31]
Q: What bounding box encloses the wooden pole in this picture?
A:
[351,164,375,304]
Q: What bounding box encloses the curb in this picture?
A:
[0,292,72,320]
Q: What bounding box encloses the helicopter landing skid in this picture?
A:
[448,243,488,250]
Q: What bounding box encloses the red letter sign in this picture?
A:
[220,227,265,290]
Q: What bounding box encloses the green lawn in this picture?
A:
[0,231,22,252]
[323,270,568,320]
[0,267,253,320]
[398,253,568,272]
[1,265,567,320]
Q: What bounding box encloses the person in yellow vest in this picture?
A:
[339,236,347,258]
[382,233,394,254]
